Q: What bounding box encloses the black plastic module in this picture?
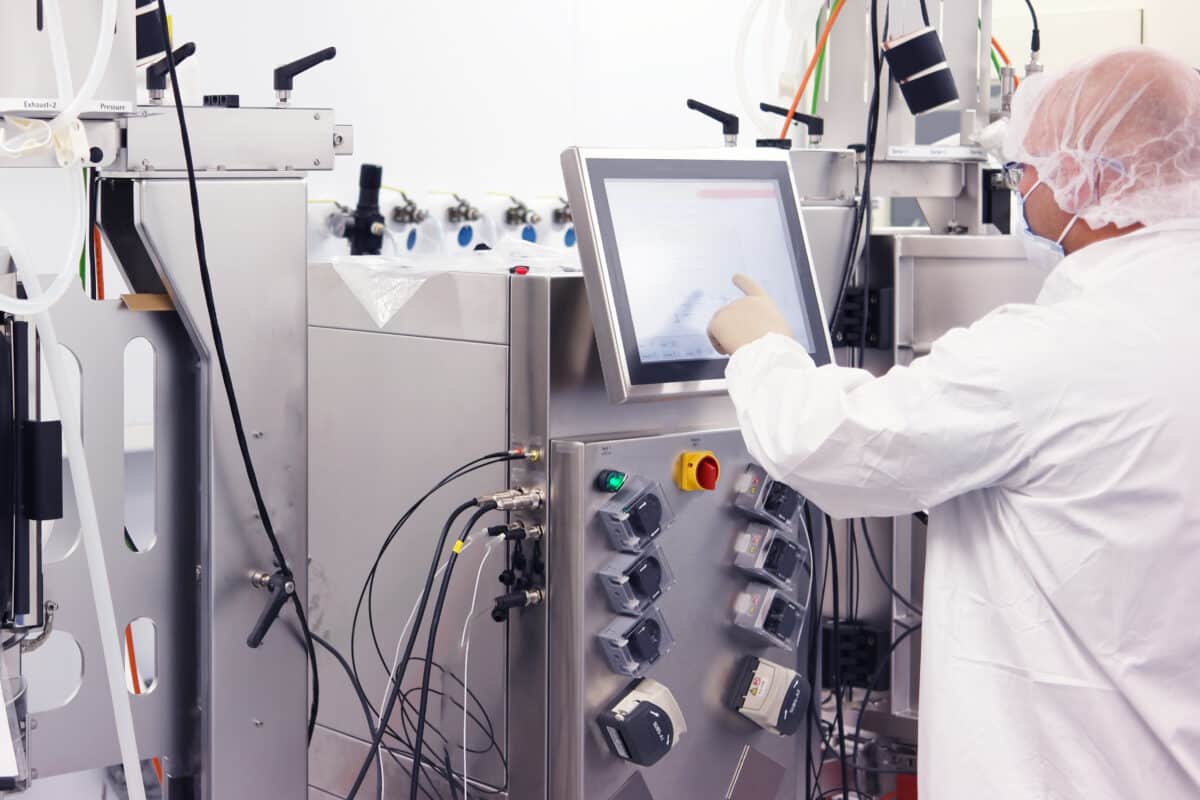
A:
[821,620,890,690]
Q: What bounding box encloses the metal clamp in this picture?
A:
[20,601,58,654]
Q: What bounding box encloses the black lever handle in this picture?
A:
[247,570,294,648]
[759,102,825,138]
[274,46,337,92]
[146,42,196,91]
[687,99,740,138]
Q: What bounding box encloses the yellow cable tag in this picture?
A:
[453,541,465,554]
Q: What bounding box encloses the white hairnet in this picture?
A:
[1005,47,1200,230]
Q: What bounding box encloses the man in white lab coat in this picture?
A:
[708,47,1200,798]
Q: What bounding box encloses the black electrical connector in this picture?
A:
[833,286,894,349]
[1024,0,1041,54]
[821,620,890,691]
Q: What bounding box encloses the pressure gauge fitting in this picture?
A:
[598,678,687,767]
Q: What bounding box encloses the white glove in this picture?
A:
[707,274,793,355]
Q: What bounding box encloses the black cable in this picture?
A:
[917,0,930,27]
[802,503,826,800]
[346,499,482,799]
[409,505,495,800]
[850,623,923,798]
[312,633,386,800]
[351,452,519,688]
[825,520,849,800]
[151,0,320,742]
[1024,0,1041,53]
[860,520,923,616]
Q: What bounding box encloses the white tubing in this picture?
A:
[459,540,501,797]
[3,0,119,156]
[377,538,480,796]
[735,0,776,138]
[0,169,89,316]
[15,275,146,800]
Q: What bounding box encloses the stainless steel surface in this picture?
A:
[123,106,341,172]
[546,430,811,799]
[892,233,1042,355]
[306,323,510,794]
[307,264,509,345]
[0,0,136,117]
[136,176,310,799]
[869,160,966,200]
[310,725,466,800]
[29,281,199,778]
[799,205,858,315]
[787,149,857,202]
[561,146,833,404]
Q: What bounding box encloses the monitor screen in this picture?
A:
[603,177,817,364]
[580,156,830,394]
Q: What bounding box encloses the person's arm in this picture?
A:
[726,320,1032,519]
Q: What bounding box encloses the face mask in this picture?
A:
[1018,180,1080,274]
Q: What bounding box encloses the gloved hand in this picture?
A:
[707,274,793,355]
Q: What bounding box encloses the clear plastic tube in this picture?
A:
[15,275,146,800]
[458,540,501,797]
[2,0,119,155]
[0,169,88,316]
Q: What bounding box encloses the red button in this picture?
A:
[697,456,720,491]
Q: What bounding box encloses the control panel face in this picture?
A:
[549,428,819,800]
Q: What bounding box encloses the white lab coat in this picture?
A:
[726,220,1200,799]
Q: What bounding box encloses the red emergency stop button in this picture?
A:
[696,455,720,491]
[674,451,721,492]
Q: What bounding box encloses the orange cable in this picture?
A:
[92,226,105,300]
[991,35,1020,87]
[125,626,163,785]
[991,35,1013,65]
[779,0,849,139]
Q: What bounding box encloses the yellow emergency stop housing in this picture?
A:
[674,450,721,492]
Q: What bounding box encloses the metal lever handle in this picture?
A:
[274,46,337,92]
[146,42,197,91]
[246,570,294,648]
[758,102,825,139]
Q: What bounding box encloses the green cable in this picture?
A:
[79,169,87,289]
[991,49,1003,80]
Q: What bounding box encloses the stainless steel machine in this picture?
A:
[1,1,350,796]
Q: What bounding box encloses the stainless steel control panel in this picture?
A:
[546,427,821,800]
